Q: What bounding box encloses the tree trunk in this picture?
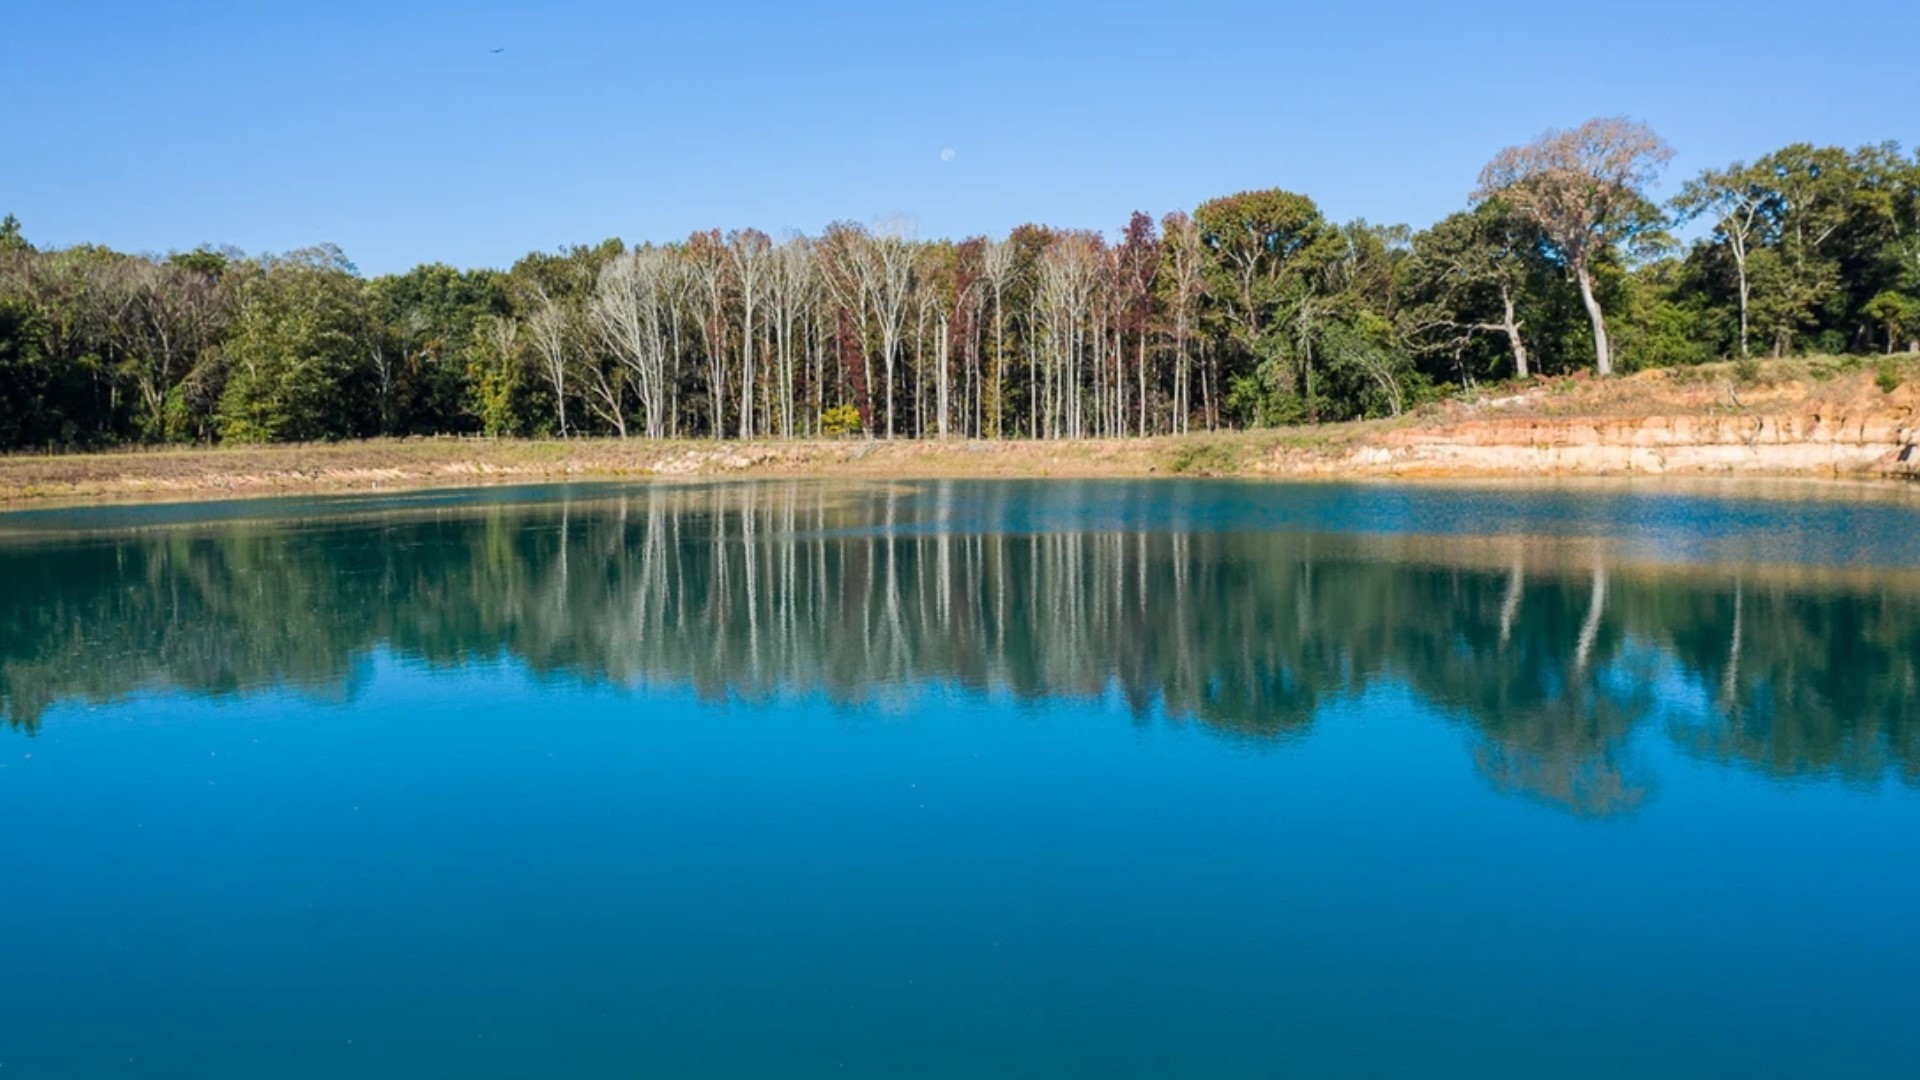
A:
[1028,334,1038,440]
[1500,283,1529,380]
[862,319,875,441]
[1202,340,1216,431]
[883,343,895,440]
[991,290,1005,439]
[1735,253,1751,359]
[1574,260,1611,376]
[739,298,755,439]
[1137,332,1148,437]
[936,317,950,439]
[1304,338,1317,424]
[1171,333,1182,435]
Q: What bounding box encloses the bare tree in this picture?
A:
[660,252,694,437]
[1160,212,1205,434]
[1673,164,1771,358]
[1116,212,1159,436]
[767,235,817,439]
[527,290,571,438]
[867,219,916,439]
[1038,233,1102,439]
[119,259,228,439]
[684,231,731,438]
[818,222,876,434]
[1476,117,1672,376]
[946,243,985,438]
[727,229,772,438]
[592,249,673,438]
[980,239,1018,438]
[574,342,628,438]
[914,268,950,438]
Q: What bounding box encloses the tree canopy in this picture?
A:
[2,121,1916,450]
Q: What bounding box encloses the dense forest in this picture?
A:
[4,483,1913,817]
[3,118,1917,450]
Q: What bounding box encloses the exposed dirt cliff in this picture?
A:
[1303,364,1917,479]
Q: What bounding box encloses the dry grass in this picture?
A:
[0,436,1169,506]
[1437,355,1915,421]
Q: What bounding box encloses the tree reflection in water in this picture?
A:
[3,481,1915,819]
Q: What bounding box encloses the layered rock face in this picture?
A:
[1360,412,1916,477]
[1327,372,1919,479]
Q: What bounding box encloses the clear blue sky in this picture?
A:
[7,0,1916,275]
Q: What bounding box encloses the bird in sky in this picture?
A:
[490,47,505,54]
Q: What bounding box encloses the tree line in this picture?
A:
[4,482,1913,817]
[4,118,1917,450]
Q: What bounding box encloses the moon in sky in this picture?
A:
[939,148,956,163]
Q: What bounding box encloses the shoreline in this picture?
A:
[6,359,1917,510]
[1,426,1914,512]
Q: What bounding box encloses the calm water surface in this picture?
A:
[2,480,1917,1078]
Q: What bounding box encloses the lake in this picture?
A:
[2,479,1917,1078]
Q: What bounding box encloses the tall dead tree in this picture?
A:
[767,235,817,439]
[526,291,574,437]
[727,229,772,439]
[1160,212,1205,434]
[685,230,731,437]
[592,249,673,438]
[980,239,1018,438]
[867,220,916,439]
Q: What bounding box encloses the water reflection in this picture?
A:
[3,481,1916,817]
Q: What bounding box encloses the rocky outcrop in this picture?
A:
[1345,407,1917,478]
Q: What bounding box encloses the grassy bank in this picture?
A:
[0,429,1368,506]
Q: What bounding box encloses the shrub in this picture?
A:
[1875,358,1903,394]
[820,403,863,437]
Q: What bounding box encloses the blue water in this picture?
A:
[2,480,1917,1077]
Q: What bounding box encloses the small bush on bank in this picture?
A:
[1876,358,1903,394]
[821,404,863,437]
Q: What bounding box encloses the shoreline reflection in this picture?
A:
[4,482,1915,819]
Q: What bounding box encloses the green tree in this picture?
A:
[466,313,533,436]
[1609,256,1716,370]
[1,243,130,444]
[217,246,369,442]
[1193,189,1340,421]
[0,214,30,254]
[1193,188,1335,351]
[1752,144,1857,356]
[1864,291,1919,353]
[0,294,53,445]
[1300,222,1421,419]
[1403,201,1552,382]
[364,264,505,435]
[1672,161,1774,357]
